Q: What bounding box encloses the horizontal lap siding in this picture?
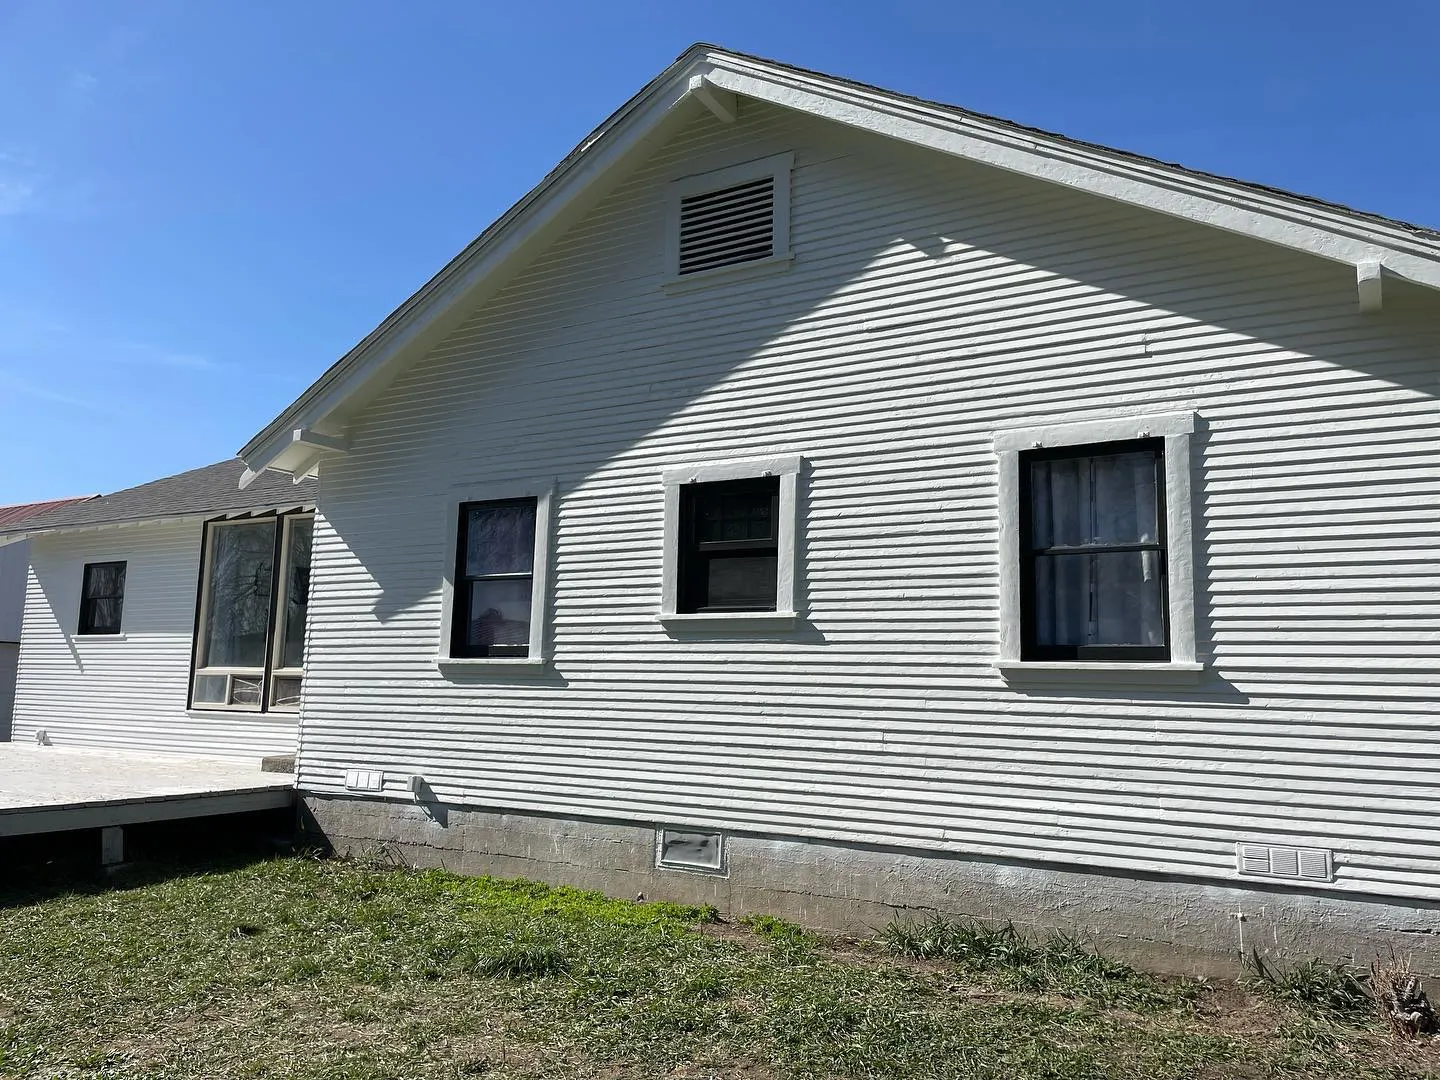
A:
[13,522,296,759]
[299,100,1440,899]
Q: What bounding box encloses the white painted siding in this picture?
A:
[1,539,27,738]
[300,100,1440,902]
[13,521,296,759]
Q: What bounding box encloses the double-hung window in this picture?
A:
[659,455,802,624]
[191,513,314,711]
[678,477,780,612]
[1020,440,1167,660]
[994,413,1198,674]
[451,498,538,658]
[78,561,126,635]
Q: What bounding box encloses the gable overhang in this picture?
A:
[239,45,1440,481]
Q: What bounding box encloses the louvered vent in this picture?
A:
[677,176,775,275]
[1236,842,1333,882]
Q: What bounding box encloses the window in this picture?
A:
[451,498,538,659]
[438,481,553,667]
[191,513,313,711]
[994,413,1199,675]
[78,561,126,635]
[660,455,802,624]
[665,153,793,282]
[678,477,780,612]
[1020,440,1166,660]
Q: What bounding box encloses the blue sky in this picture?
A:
[1,1,1436,503]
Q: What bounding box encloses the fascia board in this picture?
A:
[701,57,1440,289]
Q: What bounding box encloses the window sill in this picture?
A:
[658,611,798,629]
[996,660,1204,685]
[661,252,794,294]
[74,633,127,642]
[434,656,548,672]
[186,709,298,722]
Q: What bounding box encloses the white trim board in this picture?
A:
[993,411,1198,673]
[237,45,1440,481]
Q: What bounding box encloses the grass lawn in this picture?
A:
[0,853,1435,1079]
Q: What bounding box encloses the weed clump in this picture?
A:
[476,942,571,979]
[1244,953,1372,1023]
[882,914,1186,1009]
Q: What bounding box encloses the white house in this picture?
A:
[0,497,93,738]
[3,460,315,759]
[236,46,1440,972]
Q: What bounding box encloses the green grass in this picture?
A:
[0,854,1431,1079]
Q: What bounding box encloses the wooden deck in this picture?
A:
[0,743,293,838]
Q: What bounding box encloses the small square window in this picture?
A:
[78,561,126,635]
[679,477,780,613]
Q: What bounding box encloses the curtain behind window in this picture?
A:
[1030,451,1164,647]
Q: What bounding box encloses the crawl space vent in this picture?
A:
[1236,842,1333,882]
[677,176,775,275]
[657,828,725,872]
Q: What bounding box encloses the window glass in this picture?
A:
[454,498,537,658]
[78,561,126,635]
[465,503,535,577]
[1023,443,1167,659]
[679,477,780,613]
[277,517,313,671]
[199,521,275,670]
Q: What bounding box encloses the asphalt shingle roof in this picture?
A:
[2,460,316,537]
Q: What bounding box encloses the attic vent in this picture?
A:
[678,177,775,275]
[666,152,793,282]
[1236,842,1333,883]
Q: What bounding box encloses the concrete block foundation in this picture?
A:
[302,794,1440,978]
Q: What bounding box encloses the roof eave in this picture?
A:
[238,45,1440,480]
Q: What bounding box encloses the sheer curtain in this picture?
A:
[1030,451,1164,648]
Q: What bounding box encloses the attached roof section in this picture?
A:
[239,44,1440,480]
[1,459,316,542]
[0,496,95,531]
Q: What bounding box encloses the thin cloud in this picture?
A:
[0,370,120,414]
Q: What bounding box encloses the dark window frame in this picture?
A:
[187,510,313,711]
[1018,437,1170,662]
[451,496,538,659]
[677,476,781,614]
[77,561,126,636]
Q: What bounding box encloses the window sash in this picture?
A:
[452,498,538,658]
[1019,439,1170,661]
[268,515,314,709]
[78,561,126,635]
[679,479,780,613]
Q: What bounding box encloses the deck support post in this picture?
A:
[100,826,124,867]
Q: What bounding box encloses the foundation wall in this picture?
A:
[303,794,1440,978]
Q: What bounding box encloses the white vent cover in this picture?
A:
[677,176,775,276]
[1236,842,1333,882]
[344,769,386,793]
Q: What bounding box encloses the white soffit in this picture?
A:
[237,44,1440,480]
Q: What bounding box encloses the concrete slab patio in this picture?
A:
[0,743,294,842]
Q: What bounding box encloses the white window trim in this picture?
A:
[663,152,794,286]
[993,411,1200,680]
[436,478,555,671]
[659,454,802,627]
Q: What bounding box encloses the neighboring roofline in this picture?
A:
[0,499,317,547]
[239,43,1440,479]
